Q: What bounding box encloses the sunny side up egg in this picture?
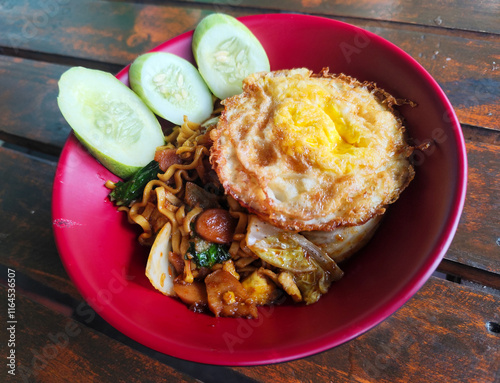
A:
[210,68,414,232]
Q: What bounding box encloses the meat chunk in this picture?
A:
[277,271,302,302]
[154,148,183,172]
[195,208,237,244]
[184,182,220,210]
[205,270,258,318]
[173,276,208,312]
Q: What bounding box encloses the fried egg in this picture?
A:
[210,68,414,231]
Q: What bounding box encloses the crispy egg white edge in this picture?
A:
[210,68,415,231]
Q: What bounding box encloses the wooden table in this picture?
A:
[1,1,499,382]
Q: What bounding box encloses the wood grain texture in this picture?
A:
[446,139,500,274]
[0,0,249,65]
[0,146,80,299]
[0,56,70,152]
[438,259,500,291]
[0,1,498,382]
[462,125,500,146]
[173,0,500,34]
[0,285,199,383]
[234,276,500,383]
[0,2,497,130]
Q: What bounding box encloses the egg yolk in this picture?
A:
[265,75,373,174]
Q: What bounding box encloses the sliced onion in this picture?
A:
[201,116,220,128]
[287,232,344,281]
[245,215,282,246]
[146,222,176,296]
[246,215,343,280]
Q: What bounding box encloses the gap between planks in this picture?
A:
[438,259,500,292]
[0,46,124,74]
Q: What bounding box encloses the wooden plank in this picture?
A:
[446,139,500,275]
[0,146,80,299]
[0,285,199,383]
[420,34,500,131]
[0,0,251,65]
[173,0,500,34]
[462,125,500,146]
[0,56,71,154]
[233,276,500,383]
[349,23,500,131]
[0,2,497,130]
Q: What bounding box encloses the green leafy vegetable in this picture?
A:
[109,160,160,206]
[188,241,230,268]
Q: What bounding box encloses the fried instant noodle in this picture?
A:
[109,116,273,317]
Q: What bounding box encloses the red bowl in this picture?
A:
[52,13,467,365]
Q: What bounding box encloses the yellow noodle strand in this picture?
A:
[231,211,248,234]
[182,206,203,236]
[171,230,182,255]
[180,235,190,258]
[175,205,186,235]
[165,127,180,144]
[229,241,240,257]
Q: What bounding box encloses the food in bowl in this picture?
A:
[106,67,415,318]
[57,13,416,319]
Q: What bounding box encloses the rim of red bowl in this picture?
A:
[52,13,467,365]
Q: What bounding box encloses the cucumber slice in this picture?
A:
[57,67,165,179]
[192,13,270,100]
[129,52,213,125]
